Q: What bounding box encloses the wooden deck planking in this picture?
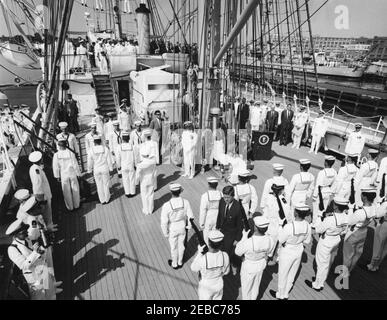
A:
[53,134,387,300]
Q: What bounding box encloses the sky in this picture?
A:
[1,0,387,85]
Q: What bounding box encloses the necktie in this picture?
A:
[225,203,230,218]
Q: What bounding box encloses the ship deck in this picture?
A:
[52,125,387,300]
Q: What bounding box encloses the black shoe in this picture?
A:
[168,260,178,270]
[269,290,278,299]
[305,279,322,292]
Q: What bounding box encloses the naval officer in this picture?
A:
[116,131,136,198]
[344,123,365,163]
[199,177,223,244]
[181,121,198,179]
[161,184,194,269]
[29,151,53,225]
[87,135,113,205]
[53,137,81,211]
[235,215,274,300]
[190,230,230,300]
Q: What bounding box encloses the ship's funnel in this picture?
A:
[135,3,151,55]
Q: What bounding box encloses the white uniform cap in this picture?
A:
[207,177,219,184]
[368,149,379,155]
[14,189,30,201]
[89,122,97,128]
[228,175,239,185]
[208,230,224,243]
[28,151,42,163]
[143,128,152,136]
[169,183,182,192]
[93,134,102,141]
[361,187,377,193]
[325,156,336,161]
[112,120,120,126]
[5,219,29,236]
[273,163,284,171]
[299,159,311,165]
[58,122,68,129]
[333,196,349,206]
[253,216,270,228]
[294,203,310,211]
[347,153,358,158]
[184,121,192,126]
[122,131,130,137]
[238,169,252,178]
[20,196,38,212]
[134,120,142,126]
[354,123,363,128]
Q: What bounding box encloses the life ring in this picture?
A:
[14,77,21,84]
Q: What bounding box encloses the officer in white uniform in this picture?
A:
[87,135,113,205]
[307,196,349,291]
[199,177,222,244]
[29,151,53,225]
[344,123,365,160]
[6,219,61,300]
[161,184,194,269]
[250,101,263,132]
[235,216,274,300]
[116,131,136,198]
[141,128,159,190]
[234,169,258,218]
[331,154,359,201]
[190,230,230,300]
[367,202,387,272]
[354,149,379,207]
[271,204,312,300]
[287,159,315,210]
[53,137,81,211]
[291,105,309,149]
[118,99,131,132]
[260,163,289,209]
[309,111,329,154]
[312,156,337,225]
[343,188,385,276]
[56,122,79,158]
[136,143,156,215]
[181,121,198,179]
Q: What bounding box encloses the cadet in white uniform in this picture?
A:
[271,204,312,300]
[307,197,349,291]
[199,177,222,244]
[15,189,31,220]
[104,112,115,148]
[235,216,274,300]
[344,123,365,160]
[87,135,113,205]
[312,156,337,225]
[130,120,145,164]
[234,170,258,218]
[85,121,104,156]
[309,111,329,154]
[181,121,198,179]
[29,151,53,225]
[116,131,136,198]
[287,159,315,210]
[6,219,61,300]
[343,188,385,276]
[161,184,194,269]
[260,163,289,209]
[354,149,379,207]
[136,142,156,215]
[142,128,159,190]
[331,154,359,201]
[190,230,230,300]
[53,138,81,211]
[367,202,387,272]
[93,107,105,137]
[118,100,131,132]
[109,120,122,175]
[56,122,79,158]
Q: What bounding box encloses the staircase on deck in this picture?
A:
[92,74,117,116]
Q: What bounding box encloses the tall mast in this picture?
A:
[113,0,123,39]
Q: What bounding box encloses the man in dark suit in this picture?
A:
[149,110,163,164]
[266,103,279,133]
[237,98,250,130]
[279,104,294,146]
[216,186,244,263]
[65,94,79,133]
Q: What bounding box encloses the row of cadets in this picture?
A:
[181,121,198,179]
[235,216,274,300]
[271,204,312,300]
[234,169,259,219]
[136,131,157,215]
[52,136,81,211]
[190,230,230,300]
[28,151,53,225]
[116,131,136,198]
[161,183,194,269]
[87,134,113,205]
[312,155,337,225]
[260,163,289,209]
[199,177,223,244]
[56,122,79,159]
[287,159,315,211]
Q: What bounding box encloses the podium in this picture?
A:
[252,131,275,161]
